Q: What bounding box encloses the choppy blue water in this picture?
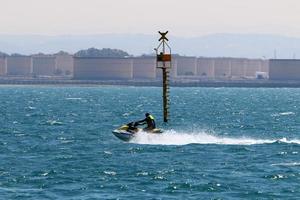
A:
[0,86,300,199]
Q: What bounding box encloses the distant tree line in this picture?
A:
[0,48,131,58]
[0,51,8,57]
[74,48,130,58]
[0,48,184,58]
[0,51,71,57]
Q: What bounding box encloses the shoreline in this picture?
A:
[1,78,300,88]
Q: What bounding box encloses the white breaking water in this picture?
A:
[271,162,300,166]
[130,130,300,146]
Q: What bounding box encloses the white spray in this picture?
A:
[130,130,300,146]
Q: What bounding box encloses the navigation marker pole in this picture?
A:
[155,31,172,122]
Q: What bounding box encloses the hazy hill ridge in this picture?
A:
[0,33,299,59]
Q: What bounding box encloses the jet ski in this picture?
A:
[112,122,163,142]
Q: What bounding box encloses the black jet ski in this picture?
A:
[112,122,163,142]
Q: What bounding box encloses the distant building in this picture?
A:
[0,57,6,75]
[269,59,300,80]
[7,56,32,76]
[32,56,56,76]
[73,57,133,79]
[55,54,74,76]
[255,71,268,79]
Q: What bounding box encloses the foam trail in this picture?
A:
[130,130,300,146]
[271,162,300,166]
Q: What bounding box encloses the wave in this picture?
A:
[130,130,300,146]
[46,120,63,126]
[271,162,300,166]
[271,112,295,117]
[65,97,83,100]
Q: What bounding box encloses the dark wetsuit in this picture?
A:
[137,115,156,130]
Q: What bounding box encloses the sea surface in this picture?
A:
[0,86,300,199]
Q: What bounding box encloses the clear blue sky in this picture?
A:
[1,0,300,37]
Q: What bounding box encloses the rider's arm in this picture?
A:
[135,118,146,125]
[137,118,146,123]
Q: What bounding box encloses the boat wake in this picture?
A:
[130,130,300,146]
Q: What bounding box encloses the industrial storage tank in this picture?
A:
[55,54,74,76]
[196,58,215,78]
[214,58,231,78]
[73,57,133,80]
[269,59,300,80]
[6,56,32,76]
[32,56,56,76]
[175,56,197,76]
[132,57,156,79]
[0,57,6,75]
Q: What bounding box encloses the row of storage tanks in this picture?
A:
[0,55,273,80]
[0,55,73,76]
[2,55,300,80]
[73,57,269,80]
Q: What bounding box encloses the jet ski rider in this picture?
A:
[136,113,156,131]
